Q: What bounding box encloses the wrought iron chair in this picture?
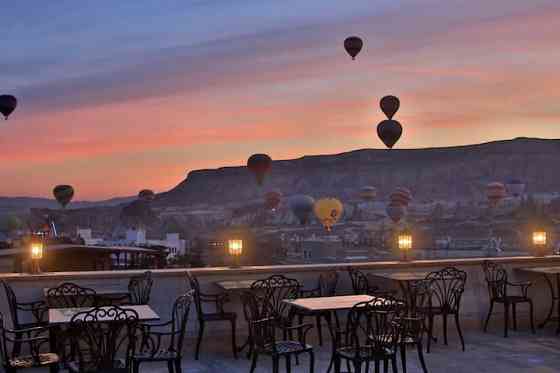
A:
[67,305,139,373]
[132,292,192,373]
[347,267,380,295]
[482,261,535,337]
[1,280,48,355]
[45,283,98,308]
[242,290,314,373]
[250,275,301,330]
[333,298,401,373]
[0,312,60,373]
[186,271,237,360]
[424,267,467,352]
[293,271,339,346]
[397,279,432,373]
[127,271,154,305]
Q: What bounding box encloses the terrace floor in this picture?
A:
[134,328,560,373]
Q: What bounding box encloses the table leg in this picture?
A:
[538,274,559,330]
[325,311,336,373]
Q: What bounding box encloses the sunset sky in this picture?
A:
[2,0,559,200]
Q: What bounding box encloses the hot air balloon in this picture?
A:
[506,179,525,197]
[0,95,17,120]
[359,186,377,201]
[390,187,412,207]
[289,195,315,225]
[314,198,344,231]
[377,119,402,149]
[386,202,406,223]
[344,36,363,60]
[265,191,282,211]
[138,189,156,202]
[380,95,400,119]
[486,182,506,207]
[53,185,74,208]
[247,154,272,186]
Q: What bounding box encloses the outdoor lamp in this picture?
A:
[398,232,412,261]
[532,230,547,256]
[30,236,43,273]
[228,239,243,267]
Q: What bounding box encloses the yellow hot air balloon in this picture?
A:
[314,198,344,231]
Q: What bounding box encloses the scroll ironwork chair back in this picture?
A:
[425,267,467,314]
[69,305,139,372]
[318,271,339,297]
[185,272,204,320]
[138,292,192,359]
[128,271,153,305]
[46,282,98,308]
[347,267,372,295]
[250,275,301,322]
[1,280,46,329]
[0,312,59,372]
[482,261,508,300]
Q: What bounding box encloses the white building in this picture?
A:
[125,228,147,246]
[76,228,104,246]
[146,233,187,258]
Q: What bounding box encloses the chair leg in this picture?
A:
[334,354,341,373]
[354,359,363,373]
[175,359,182,373]
[454,313,465,351]
[167,360,175,373]
[529,300,536,334]
[249,352,258,373]
[400,343,407,373]
[391,355,398,373]
[195,321,205,360]
[383,358,389,373]
[49,362,60,373]
[417,340,428,373]
[503,303,509,338]
[484,301,494,332]
[442,314,448,345]
[132,360,141,373]
[272,356,280,373]
[427,315,434,353]
[230,318,238,359]
[309,350,315,373]
[316,314,323,346]
[512,303,518,331]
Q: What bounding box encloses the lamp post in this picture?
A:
[30,235,44,274]
[532,230,547,257]
[228,239,243,268]
[398,231,412,261]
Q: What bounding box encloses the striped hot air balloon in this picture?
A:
[487,182,506,207]
[390,187,412,207]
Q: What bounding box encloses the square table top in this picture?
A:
[284,294,377,312]
[215,280,256,291]
[517,267,560,275]
[372,272,431,282]
[48,305,159,325]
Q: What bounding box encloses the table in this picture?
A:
[215,280,255,291]
[48,305,159,325]
[372,271,430,306]
[517,267,560,333]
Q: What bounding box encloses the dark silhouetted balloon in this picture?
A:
[53,185,74,208]
[344,36,363,60]
[377,119,402,149]
[390,187,412,207]
[0,95,17,120]
[289,195,315,225]
[386,201,406,223]
[380,95,400,119]
[265,191,282,211]
[247,154,272,185]
[487,182,506,207]
[138,189,156,202]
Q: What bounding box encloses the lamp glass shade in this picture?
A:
[532,231,547,246]
[398,234,412,251]
[228,239,243,256]
[31,242,43,260]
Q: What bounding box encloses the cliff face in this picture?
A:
[158,138,560,206]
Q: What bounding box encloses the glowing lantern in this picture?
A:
[398,232,412,261]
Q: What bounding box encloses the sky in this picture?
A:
[1,0,559,200]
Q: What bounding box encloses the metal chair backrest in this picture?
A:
[425,267,467,313]
[347,267,370,295]
[344,298,400,358]
[185,271,204,318]
[482,261,508,299]
[69,305,139,371]
[0,313,9,367]
[250,275,300,321]
[128,271,153,305]
[1,281,20,328]
[46,282,97,308]
[0,312,50,368]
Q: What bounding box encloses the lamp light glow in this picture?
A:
[398,232,412,261]
[228,239,243,256]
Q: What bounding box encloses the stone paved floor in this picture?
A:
[139,328,560,373]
